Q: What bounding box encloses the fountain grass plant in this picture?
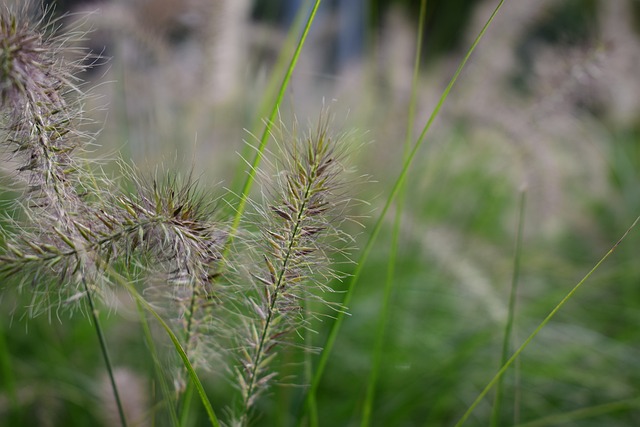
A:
[0,1,360,426]
[2,0,640,426]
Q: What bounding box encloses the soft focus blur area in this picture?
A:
[46,0,640,228]
[3,0,640,426]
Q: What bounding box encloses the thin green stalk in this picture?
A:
[82,277,128,427]
[490,190,526,427]
[513,342,522,425]
[228,0,322,247]
[304,308,319,427]
[298,1,507,422]
[179,383,195,426]
[360,1,427,425]
[513,397,640,427]
[359,198,401,427]
[454,214,640,427]
[135,289,220,427]
[302,295,319,427]
[230,1,313,195]
[254,0,313,131]
[105,267,221,427]
[136,299,180,427]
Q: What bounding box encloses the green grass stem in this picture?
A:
[136,299,180,427]
[230,0,314,195]
[360,1,428,425]
[105,268,221,427]
[228,0,322,245]
[82,277,128,427]
[175,283,199,422]
[298,1,507,422]
[253,0,314,130]
[178,383,195,427]
[133,289,219,427]
[454,214,640,427]
[490,190,526,427]
[304,299,320,427]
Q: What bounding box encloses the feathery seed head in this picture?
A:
[0,3,105,316]
[236,114,359,417]
[0,2,78,111]
[115,172,227,273]
[0,1,95,221]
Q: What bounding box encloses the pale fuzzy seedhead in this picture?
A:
[0,1,111,317]
[0,1,92,118]
[232,114,359,420]
[0,0,101,219]
[113,169,232,374]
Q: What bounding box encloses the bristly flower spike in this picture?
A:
[235,114,357,424]
[0,1,103,315]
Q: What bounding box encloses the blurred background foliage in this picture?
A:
[3,0,640,426]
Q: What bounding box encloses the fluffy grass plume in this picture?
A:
[233,116,356,424]
[0,0,107,316]
[0,3,359,426]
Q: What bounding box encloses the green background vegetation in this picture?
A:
[2,0,640,426]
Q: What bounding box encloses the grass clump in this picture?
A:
[0,2,358,426]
